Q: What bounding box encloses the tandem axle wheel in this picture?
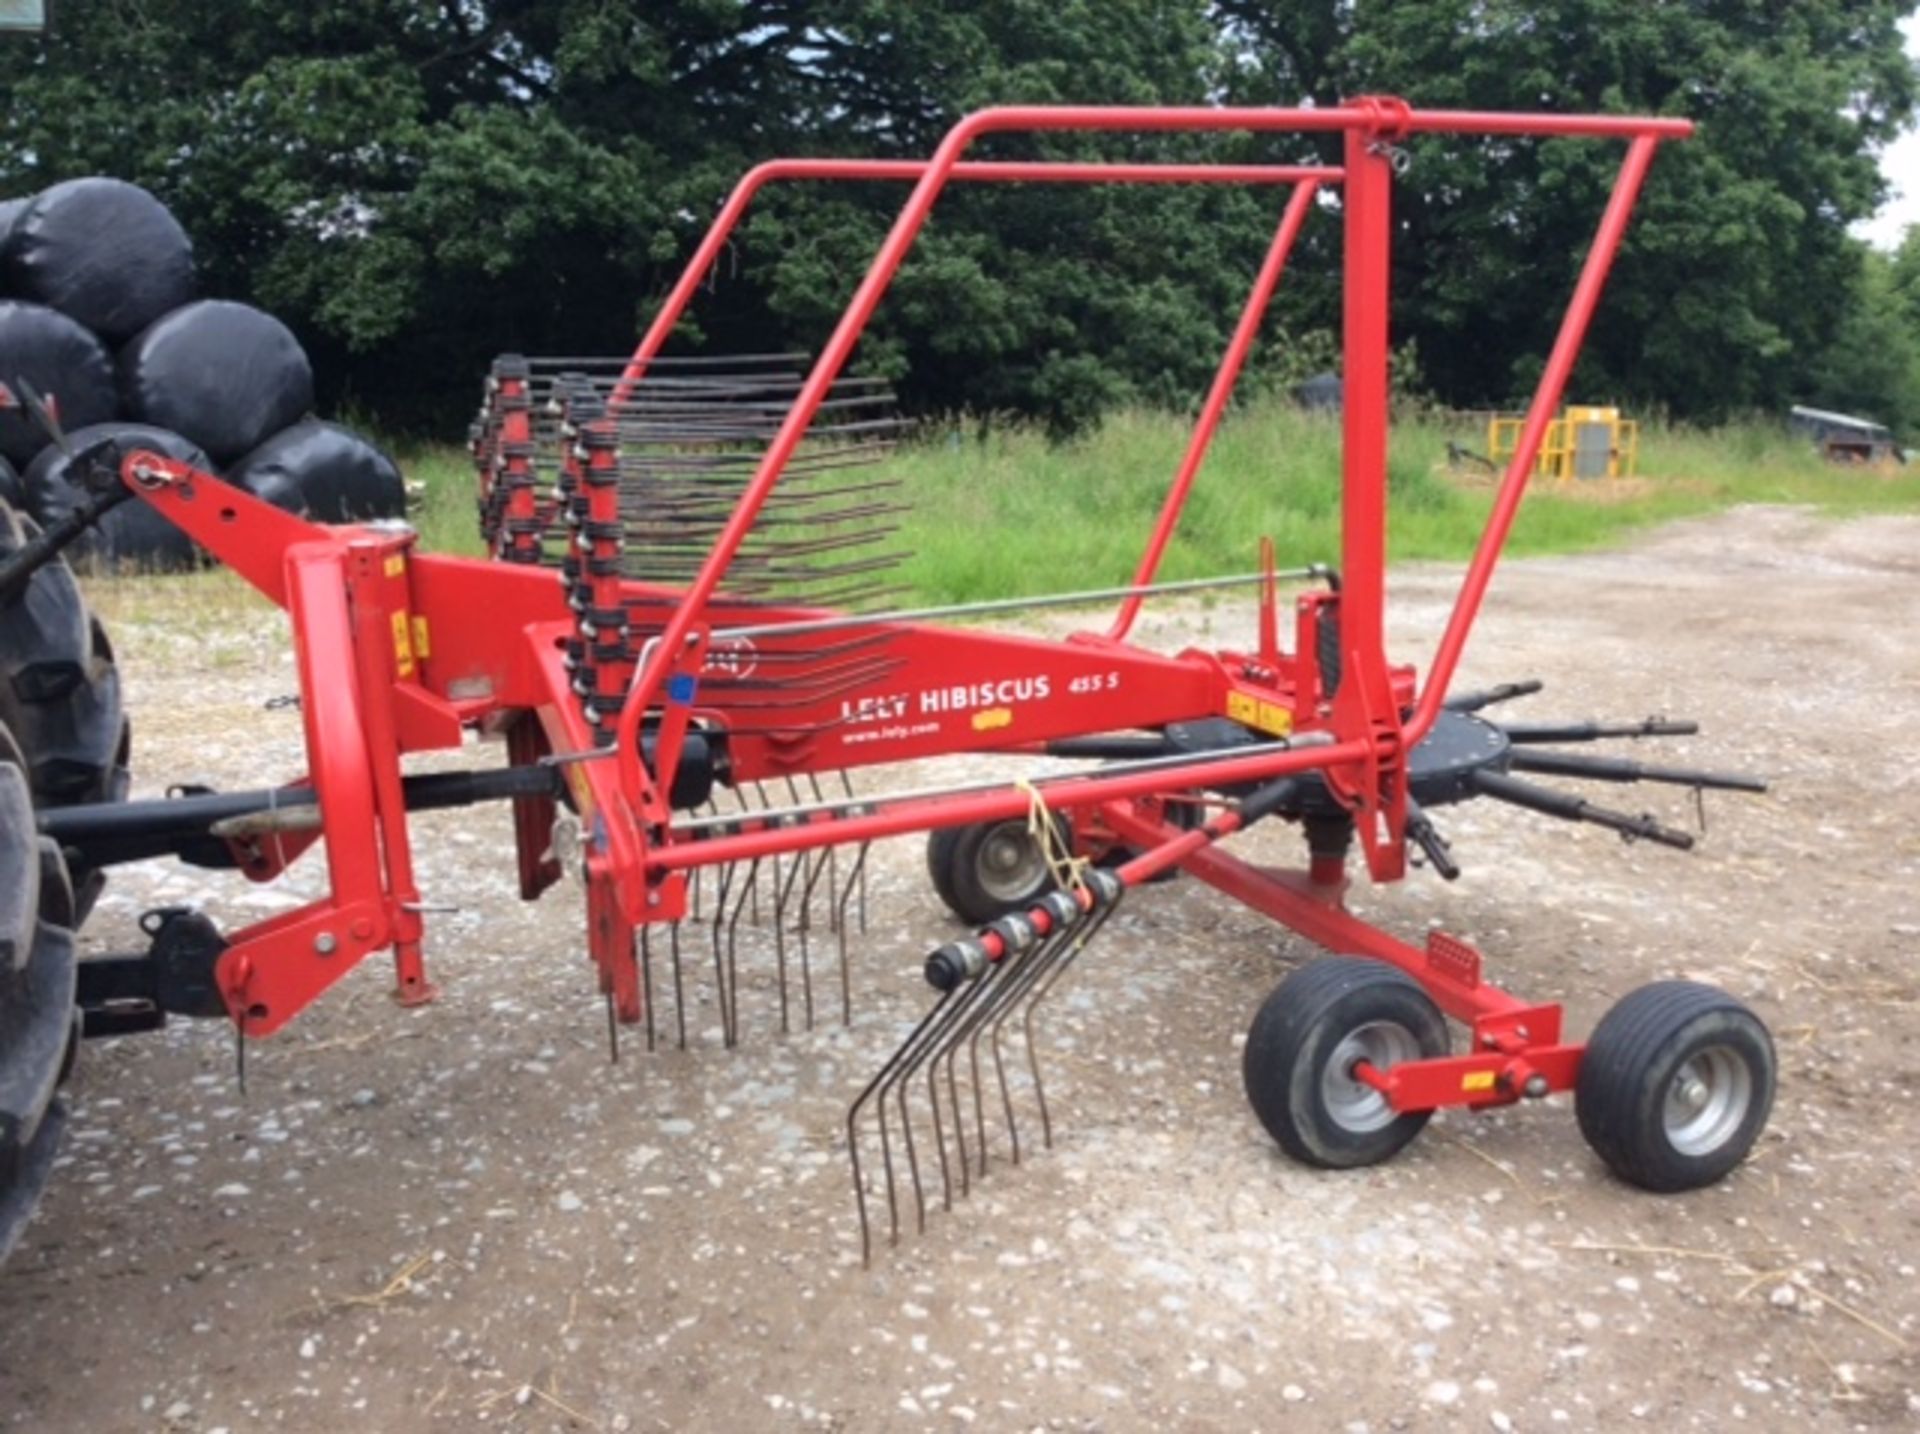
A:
[1243,958,1775,1190]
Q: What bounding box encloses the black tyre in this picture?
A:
[926,815,1069,925]
[1576,981,1775,1192]
[1243,956,1450,1169]
[0,717,81,1260]
[0,497,129,919]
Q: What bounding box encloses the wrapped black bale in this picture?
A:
[119,299,312,464]
[0,300,118,467]
[0,195,29,261]
[2,178,196,343]
[231,419,406,522]
[22,422,210,571]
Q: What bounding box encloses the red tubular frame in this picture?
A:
[609,103,1684,840]
[111,101,1692,1129]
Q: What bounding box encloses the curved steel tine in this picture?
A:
[887,973,991,1226]
[725,787,756,921]
[838,770,869,934]
[833,842,871,1025]
[890,965,997,1218]
[730,786,761,924]
[724,857,761,1044]
[984,917,1087,1165]
[780,777,819,1028]
[708,857,738,1048]
[974,939,1052,1173]
[928,943,1039,1196]
[812,774,840,937]
[640,923,657,1054]
[690,799,720,920]
[753,782,775,923]
[795,840,832,1033]
[848,988,954,1266]
[771,831,808,1035]
[1022,902,1121,1150]
[941,926,1064,1180]
[670,919,688,1051]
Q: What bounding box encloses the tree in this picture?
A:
[1,2,1914,433]
[1803,241,1920,430]
[1218,0,1920,418]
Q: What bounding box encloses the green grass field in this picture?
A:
[401,400,1919,605]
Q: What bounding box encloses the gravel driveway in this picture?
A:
[1,504,1916,1431]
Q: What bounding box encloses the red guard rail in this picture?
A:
[609,102,1690,836]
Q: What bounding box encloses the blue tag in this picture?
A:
[668,674,697,705]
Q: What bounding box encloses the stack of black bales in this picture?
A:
[0,178,405,569]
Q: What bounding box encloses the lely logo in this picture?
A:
[703,637,759,681]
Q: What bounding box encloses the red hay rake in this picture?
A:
[28,100,1776,1262]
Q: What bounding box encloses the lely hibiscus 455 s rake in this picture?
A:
[4,99,1778,1261]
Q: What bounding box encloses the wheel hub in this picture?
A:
[1322,1020,1421,1134]
[976,821,1045,902]
[1662,1046,1752,1157]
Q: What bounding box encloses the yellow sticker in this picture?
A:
[1256,700,1293,737]
[390,609,415,677]
[411,614,431,660]
[384,553,406,578]
[1461,1070,1497,1093]
[971,707,1013,732]
[1226,690,1293,736]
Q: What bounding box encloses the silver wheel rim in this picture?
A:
[976,821,1047,903]
[1322,1020,1422,1134]
[1663,1045,1752,1157]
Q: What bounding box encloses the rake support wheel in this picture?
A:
[1243,957,1451,1169]
[926,815,1069,926]
[1575,981,1775,1191]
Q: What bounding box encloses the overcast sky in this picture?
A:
[1858,14,1920,249]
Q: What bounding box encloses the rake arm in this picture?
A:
[1505,747,1767,792]
[1499,717,1699,743]
[1469,768,1695,849]
[1443,678,1545,713]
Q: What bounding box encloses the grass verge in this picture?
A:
[87,402,1919,614]
[400,400,1920,605]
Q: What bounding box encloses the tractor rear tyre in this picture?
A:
[1575,981,1774,1192]
[0,716,81,1260]
[0,496,130,920]
[1244,957,1450,1169]
[0,492,128,1258]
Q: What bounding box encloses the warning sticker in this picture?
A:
[391,609,415,678]
[1226,690,1293,737]
[1460,1070,1497,1093]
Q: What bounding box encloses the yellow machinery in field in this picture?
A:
[1489,404,1638,480]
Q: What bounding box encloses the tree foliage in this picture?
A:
[1,2,1914,434]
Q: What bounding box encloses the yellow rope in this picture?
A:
[1015,777,1089,897]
